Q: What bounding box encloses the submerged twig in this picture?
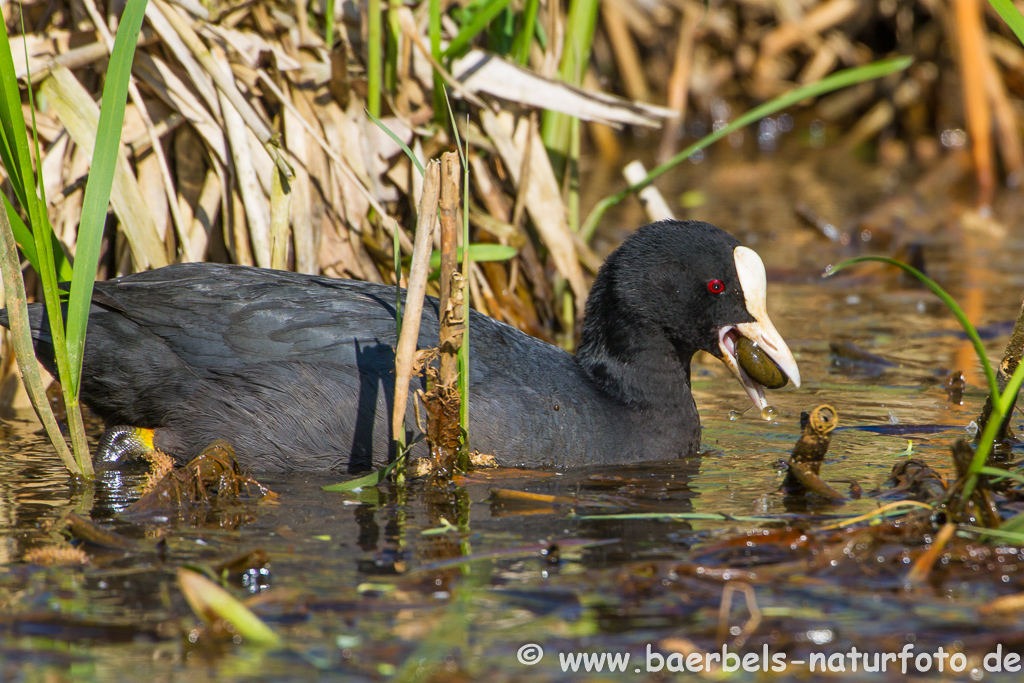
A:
[783,405,844,500]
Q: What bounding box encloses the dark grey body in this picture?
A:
[18,263,700,472]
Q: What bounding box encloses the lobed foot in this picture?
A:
[94,425,157,471]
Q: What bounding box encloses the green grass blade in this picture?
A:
[367,0,382,118]
[989,0,1024,46]
[324,0,336,45]
[979,466,1024,487]
[0,188,78,474]
[511,0,539,65]
[65,0,148,392]
[0,21,29,211]
[539,0,599,167]
[829,255,1024,510]
[441,0,513,59]
[322,454,404,491]
[823,255,997,400]
[403,244,517,270]
[965,524,1024,543]
[366,109,424,176]
[2,21,75,458]
[580,56,913,240]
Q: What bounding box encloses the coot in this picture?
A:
[4,220,800,472]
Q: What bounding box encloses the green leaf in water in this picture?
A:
[322,454,404,492]
[177,568,281,647]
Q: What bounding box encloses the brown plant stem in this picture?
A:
[432,152,464,473]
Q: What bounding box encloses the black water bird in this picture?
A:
[2,220,800,472]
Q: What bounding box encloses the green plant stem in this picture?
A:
[367,0,382,118]
[580,56,913,241]
[67,0,147,392]
[9,13,91,472]
[446,100,471,466]
[429,0,444,124]
[511,0,539,65]
[441,0,513,58]
[0,198,78,474]
[540,0,599,167]
[324,0,336,45]
[384,1,400,93]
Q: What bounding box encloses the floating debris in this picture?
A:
[888,459,949,503]
[125,440,276,527]
[23,545,89,567]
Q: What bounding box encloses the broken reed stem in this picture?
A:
[434,151,463,471]
[392,161,440,466]
[0,207,80,475]
[438,152,462,385]
[976,300,1024,443]
[269,167,290,270]
[623,160,674,222]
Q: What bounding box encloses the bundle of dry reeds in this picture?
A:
[0,0,1019,392]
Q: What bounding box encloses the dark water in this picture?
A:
[4,143,1024,681]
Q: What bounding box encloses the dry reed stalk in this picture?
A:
[953,0,995,207]
[81,0,193,260]
[601,0,650,103]
[152,0,292,178]
[216,50,271,268]
[41,67,169,269]
[269,168,291,270]
[0,215,78,473]
[392,160,440,451]
[980,41,1024,182]
[481,110,586,311]
[186,168,222,260]
[438,152,463,390]
[657,3,699,163]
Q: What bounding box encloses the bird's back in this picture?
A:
[31,264,669,471]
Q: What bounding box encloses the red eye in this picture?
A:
[707,279,725,294]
